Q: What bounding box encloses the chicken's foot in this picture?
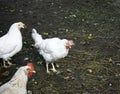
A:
[3,60,15,68]
[51,63,57,72]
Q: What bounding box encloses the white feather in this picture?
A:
[0,66,29,94]
[32,28,75,73]
[0,22,23,61]
[32,28,69,63]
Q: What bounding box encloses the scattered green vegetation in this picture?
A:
[0,0,120,94]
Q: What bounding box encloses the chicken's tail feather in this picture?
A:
[31,28,43,48]
[32,28,37,33]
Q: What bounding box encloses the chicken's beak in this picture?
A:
[23,24,27,28]
[32,70,36,73]
[20,22,26,29]
[22,24,26,29]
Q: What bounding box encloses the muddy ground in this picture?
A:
[0,0,120,94]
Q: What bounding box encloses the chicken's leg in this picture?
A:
[46,63,50,74]
[7,61,16,66]
[3,60,8,68]
[51,63,57,72]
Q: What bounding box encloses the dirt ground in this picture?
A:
[0,0,120,94]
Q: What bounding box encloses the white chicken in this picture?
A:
[32,28,74,73]
[0,63,36,94]
[0,22,25,68]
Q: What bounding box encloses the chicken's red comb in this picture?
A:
[27,63,35,77]
[68,40,75,45]
[27,63,35,70]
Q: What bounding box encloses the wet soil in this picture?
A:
[0,0,120,94]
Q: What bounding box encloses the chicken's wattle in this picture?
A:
[65,45,71,49]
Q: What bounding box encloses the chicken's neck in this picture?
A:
[9,70,28,88]
[8,27,22,38]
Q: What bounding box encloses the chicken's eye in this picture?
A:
[27,68,30,72]
[18,24,21,26]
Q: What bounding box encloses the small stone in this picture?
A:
[56,70,61,74]
[109,83,112,86]
[28,90,32,94]
[88,69,92,73]
[19,9,23,12]
[37,61,42,65]
[34,81,38,84]
[64,75,75,80]
[24,57,29,61]
[32,78,35,82]
[23,41,27,44]
[66,69,72,73]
